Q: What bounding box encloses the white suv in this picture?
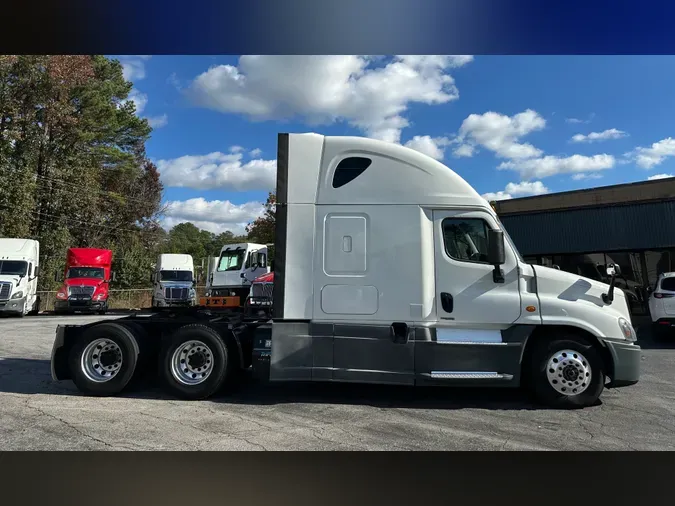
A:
[648,272,675,339]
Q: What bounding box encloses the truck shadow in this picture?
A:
[0,357,590,411]
[635,323,675,350]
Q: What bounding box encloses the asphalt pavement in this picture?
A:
[1,313,674,450]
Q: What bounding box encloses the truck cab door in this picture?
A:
[415,209,523,383]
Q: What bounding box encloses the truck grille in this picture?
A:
[251,282,273,299]
[165,287,189,300]
[0,282,11,301]
[68,286,95,297]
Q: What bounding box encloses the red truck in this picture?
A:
[54,248,113,315]
[244,271,274,318]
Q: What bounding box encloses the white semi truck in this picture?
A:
[0,238,40,317]
[49,133,641,409]
[205,243,270,303]
[151,254,197,309]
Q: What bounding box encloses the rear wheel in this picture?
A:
[158,324,230,400]
[69,322,140,396]
[527,335,605,409]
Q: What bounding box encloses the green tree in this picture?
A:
[0,55,163,291]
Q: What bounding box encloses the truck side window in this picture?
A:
[442,218,491,264]
[332,157,372,188]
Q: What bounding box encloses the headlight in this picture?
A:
[56,291,67,300]
[618,317,636,342]
[96,293,106,300]
[11,291,23,299]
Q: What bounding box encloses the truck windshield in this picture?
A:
[217,249,245,271]
[160,270,193,282]
[67,267,104,279]
[0,260,27,276]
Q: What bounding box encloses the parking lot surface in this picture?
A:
[1,314,674,451]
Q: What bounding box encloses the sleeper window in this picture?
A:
[332,157,372,188]
[442,218,491,264]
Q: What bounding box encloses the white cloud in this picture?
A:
[566,113,595,125]
[120,55,152,82]
[572,173,603,181]
[147,114,168,128]
[156,149,276,191]
[187,55,473,144]
[571,128,627,143]
[498,154,615,179]
[648,173,674,180]
[403,135,452,160]
[249,148,262,158]
[482,181,549,201]
[629,137,675,169]
[127,89,148,115]
[163,198,263,235]
[453,109,546,159]
[229,145,244,154]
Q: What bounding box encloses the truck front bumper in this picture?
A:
[154,299,195,308]
[604,339,641,388]
[0,296,26,314]
[54,299,107,312]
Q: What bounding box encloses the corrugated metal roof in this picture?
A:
[501,201,675,256]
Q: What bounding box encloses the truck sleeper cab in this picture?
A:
[50,133,641,409]
[152,254,196,309]
[54,248,113,315]
[0,238,40,317]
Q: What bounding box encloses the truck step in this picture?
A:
[426,371,513,380]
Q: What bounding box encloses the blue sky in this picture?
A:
[115,55,675,234]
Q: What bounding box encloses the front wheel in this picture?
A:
[158,324,230,400]
[528,336,605,409]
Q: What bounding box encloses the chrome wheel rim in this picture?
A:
[170,340,214,386]
[546,349,592,396]
[81,338,123,383]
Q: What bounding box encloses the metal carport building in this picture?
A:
[493,177,675,316]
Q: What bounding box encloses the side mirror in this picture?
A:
[606,263,621,277]
[257,252,267,269]
[487,229,506,284]
[111,271,117,282]
[34,265,40,277]
[487,229,506,266]
[55,272,63,282]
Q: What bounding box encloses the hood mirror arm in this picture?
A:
[602,263,621,304]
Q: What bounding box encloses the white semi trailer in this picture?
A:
[50,133,641,409]
[0,238,40,317]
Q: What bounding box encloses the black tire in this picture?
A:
[158,324,230,400]
[527,335,605,409]
[68,322,140,396]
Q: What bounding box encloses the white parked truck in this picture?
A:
[151,254,197,308]
[205,243,270,303]
[50,133,641,409]
[0,238,40,317]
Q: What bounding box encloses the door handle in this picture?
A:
[440,292,453,313]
